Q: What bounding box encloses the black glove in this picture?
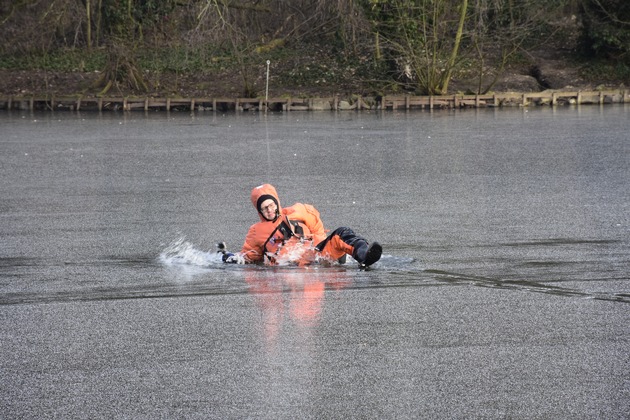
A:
[222,252,245,264]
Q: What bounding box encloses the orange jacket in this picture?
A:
[240,184,327,264]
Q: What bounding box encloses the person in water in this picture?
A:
[223,184,382,267]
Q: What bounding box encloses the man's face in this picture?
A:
[260,198,277,221]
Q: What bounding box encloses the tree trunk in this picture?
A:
[94,0,148,95]
[86,0,92,50]
[439,0,468,94]
[94,42,148,95]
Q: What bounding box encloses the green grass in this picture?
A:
[580,59,630,84]
[0,49,106,71]
[0,45,231,73]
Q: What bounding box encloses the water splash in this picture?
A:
[273,241,326,266]
[159,237,223,267]
[159,237,416,272]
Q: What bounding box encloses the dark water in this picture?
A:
[1,106,628,418]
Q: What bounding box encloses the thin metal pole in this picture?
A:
[265,60,270,112]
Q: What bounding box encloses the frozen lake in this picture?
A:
[1,106,629,418]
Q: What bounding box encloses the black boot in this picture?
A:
[353,241,382,267]
[316,227,382,267]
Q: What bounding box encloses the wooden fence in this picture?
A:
[1,90,628,112]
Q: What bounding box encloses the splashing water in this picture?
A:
[273,240,322,266]
[159,237,414,271]
[159,237,223,267]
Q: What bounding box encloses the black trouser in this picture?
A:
[315,227,363,250]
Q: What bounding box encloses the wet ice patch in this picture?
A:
[376,254,415,268]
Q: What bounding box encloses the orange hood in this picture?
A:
[250,184,282,222]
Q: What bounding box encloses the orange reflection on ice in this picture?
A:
[245,268,351,351]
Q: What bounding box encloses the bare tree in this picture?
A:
[365,0,470,95]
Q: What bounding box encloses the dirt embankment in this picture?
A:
[0,49,625,100]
